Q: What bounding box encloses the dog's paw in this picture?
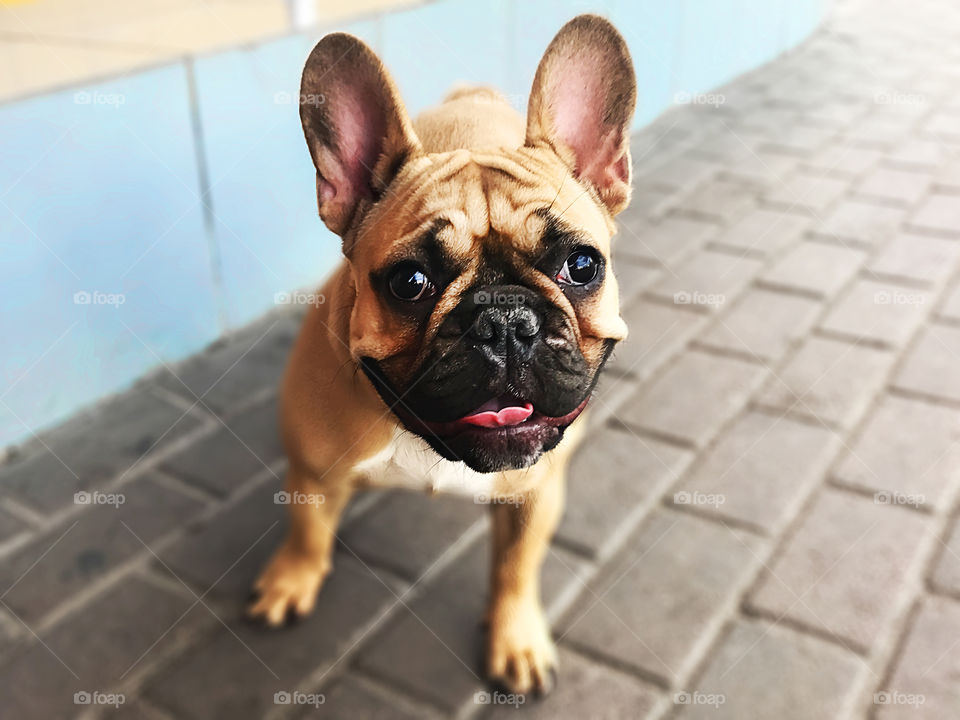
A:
[487,597,558,696]
[247,545,329,627]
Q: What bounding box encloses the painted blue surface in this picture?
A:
[0,1,828,448]
[0,65,218,447]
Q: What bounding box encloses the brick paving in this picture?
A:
[4,0,960,717]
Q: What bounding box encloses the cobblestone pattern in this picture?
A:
[3,0,960,717]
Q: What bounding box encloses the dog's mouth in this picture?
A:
[401,393,590,438]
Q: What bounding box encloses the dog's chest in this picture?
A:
[352,428,496,498]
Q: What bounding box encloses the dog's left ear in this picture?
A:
[526,15,637,216]
[299,33,421,240]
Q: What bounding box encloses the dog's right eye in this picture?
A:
[388,263,436,301]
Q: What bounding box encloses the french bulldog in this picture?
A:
[249,14,637,695]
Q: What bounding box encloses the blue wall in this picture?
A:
[0,0,827,448]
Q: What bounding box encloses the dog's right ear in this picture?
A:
[299,34,421,240]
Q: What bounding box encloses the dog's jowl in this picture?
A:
[249,14,637,696]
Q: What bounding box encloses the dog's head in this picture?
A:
[299,15,636,472]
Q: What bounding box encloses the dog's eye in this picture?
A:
[556,248,600,286]
[388,263,436,301]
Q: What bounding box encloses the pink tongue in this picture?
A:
[459,401,534,428]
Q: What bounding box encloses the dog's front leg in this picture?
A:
[248,465,354,626]
[487,466,564,695]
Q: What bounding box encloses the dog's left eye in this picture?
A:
[388,263,436,301]
[556,248,600,286]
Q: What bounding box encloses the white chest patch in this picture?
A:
[351,427,497,499]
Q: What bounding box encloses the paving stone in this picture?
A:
[0,576,209,720]
[809,199,906,247]
[639,153,722,191]
[803,143,882,178]
[617,350,766,448]
[762,173,849,214]
[934,158,960,193]
[605,300,705,381]
[930,520,960,596]
[558,426,693,559]
[0,389,205,514]
[846,115,912,146]
[671,411,838,534]
[672,619,862,720]
[709,208,812,257]
[158,481,286,605]
[747,488,932,651]
[301,675,437,720]
[697,288,822,363]
[907,194,960,237]
[588,371,640,427]
[854,166,933,206]
[832,395,960,512]
[892,324,960,403]
[757,125,836,156]
[818,279,932,348]
[160,395,283,497]
[353,537,588,715]
[143,554,399,720]
[0,472,203,624]
[612,259,662,303]
[0,504,30,548]
[646,251,763,313]
[759,241,866,298]
[105,700,174,720]
[754,336,895,429]
[885,138,946,170]
[868,232,960,285]
[874,595,960,720]
[667,178,758,223]
[615,216,720,269]
[483,647,660,719]
[937,282,960,323]
[338,489,481,581]
[720,150,798,187]
[560,509,763,685]
[154,312,300,412]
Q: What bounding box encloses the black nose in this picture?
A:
[469,291,542,359]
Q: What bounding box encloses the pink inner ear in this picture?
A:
[550,50,606,174]
[328,82,387,205]
[546,49,626,197]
